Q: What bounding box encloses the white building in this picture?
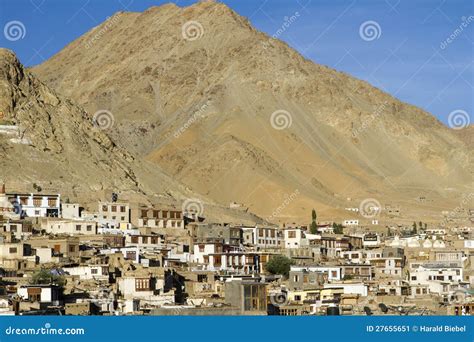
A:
[41,218,97,235]
[241,226,279,248]
[409,262,463,294]
[117,276,165,300]
[0,184,20,219]
[343,219,359,226]
[323,282,368,296]
[101,246,140,263]
[35,247,53,264]
[291,265,342,282]
[64,265,109,281]
[61,203,82,219]
[1,220,33,240]
[17,285,61,304]
[363,233,381,248]
[98,201,130,225]
[7,193,60,217]
[283,228,307,249]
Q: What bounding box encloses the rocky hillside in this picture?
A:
[31,2,473,223]
[0,48,265,224]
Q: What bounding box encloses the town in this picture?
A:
[0,183,472,316]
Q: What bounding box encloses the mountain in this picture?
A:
[454,125,474,149]
[31,1,472,223]
[0,48,266,224]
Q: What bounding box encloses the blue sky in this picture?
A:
[0,0,472,126]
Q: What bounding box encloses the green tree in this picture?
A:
[333,222,343,234]
[310,209,318,234]
[265,255,293,278]
[412,221,417,234]
[30,269,66,287]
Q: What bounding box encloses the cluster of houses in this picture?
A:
[0,183,472,316]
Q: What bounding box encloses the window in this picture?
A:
[135,278,150,291]
[33,198,42,207]
[9,247,17,253]
[91,269,98,274]
[76,225,81,231]
[102,205,108,212]
[111,205,117,212]
[69,245,75,252]
[120,206,126,212]
[126,251,136,260]
[86,225,92,231]
[288,231,296,238]
[121,217,125,221]
[48,198,57,207]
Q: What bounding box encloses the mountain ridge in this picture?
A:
[30,1,472,223]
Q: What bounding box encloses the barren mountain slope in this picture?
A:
[0,48,268,224]
[32,2,473,223]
